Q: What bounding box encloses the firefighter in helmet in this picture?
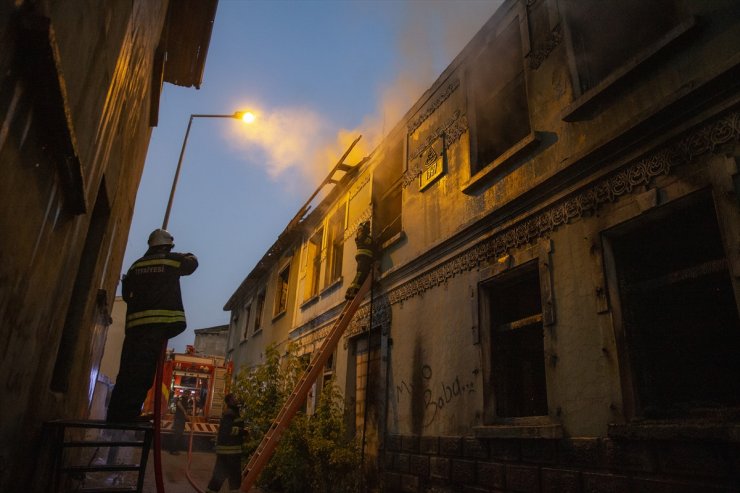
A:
[106,229,198,422]
[345,221,374,300]
[206,393,245,493]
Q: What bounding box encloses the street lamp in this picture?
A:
[162,111,255,229]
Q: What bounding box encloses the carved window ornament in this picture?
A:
[418,137,446,191]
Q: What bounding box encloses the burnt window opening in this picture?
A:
[373,138,404,246]
[253,291,265,333]
[274,263,290,316]
[242,304,251,340]
[607,193,740,418]
[322,350,336,390]
[469,17,531,175]
[51,181,110,392]
[305,228,323,300]
[562,0,686,95]
[324,205,345,287]
[484,261,548,418]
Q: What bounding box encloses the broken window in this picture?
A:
[305,228,323,300]
[324,204,345,287]
[482,261,548,418]
[605,192,740,418]
[242,304,251,340]
[254,291,265,333]
[373,138,404,246]
[469,16,531,175]
[274,263,290,316]
[562,0,686,96]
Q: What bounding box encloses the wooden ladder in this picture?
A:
[239,273,372,491]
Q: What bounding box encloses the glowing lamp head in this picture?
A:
[234,111,255,124]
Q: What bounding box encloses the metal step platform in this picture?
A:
[45,419,154,493]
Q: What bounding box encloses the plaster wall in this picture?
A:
[0,1,169,489]
[386,273,482,437]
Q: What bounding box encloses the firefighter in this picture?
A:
[106,229,198,422]
[169,395,189,455]
[345,220,374,300]
[206,393,245,493]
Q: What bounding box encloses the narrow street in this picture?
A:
[142,450,264,493]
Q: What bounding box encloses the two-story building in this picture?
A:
[225,1,740,491]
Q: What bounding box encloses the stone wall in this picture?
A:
[382,434,740,492]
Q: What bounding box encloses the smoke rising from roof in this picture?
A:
[226,1,503,186]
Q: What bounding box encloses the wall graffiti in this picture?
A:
[396,364,475,427]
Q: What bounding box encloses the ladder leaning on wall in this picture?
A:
[239,272,373,492]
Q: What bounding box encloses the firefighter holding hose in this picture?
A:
[107,229,198,423]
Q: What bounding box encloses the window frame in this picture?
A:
[373,137,405,247]
[477,241,557,430]
[304,228,324,302]
[559,0,695,121]
[323,204,346,288]
[464,6,536,189]
[601,190,740,421]
[273,261,291,318]
[253,290,265,334]
[241,303,252,341]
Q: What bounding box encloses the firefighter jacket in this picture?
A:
[121,249,198,335]
[354,227,374,261]
[215,405,245,455]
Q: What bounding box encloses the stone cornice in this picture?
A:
[345,110,740,336]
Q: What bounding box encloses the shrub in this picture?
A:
[232,343,362,493]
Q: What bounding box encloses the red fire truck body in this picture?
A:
[144,351,232,436]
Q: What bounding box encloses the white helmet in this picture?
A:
[148,229,174,248]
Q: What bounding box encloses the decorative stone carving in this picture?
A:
[288,112,740,345]
[388,111,738,307]
[528,24,562,70]
[407,79,460,136]
[404,111,468,188]
[345,294,392,343]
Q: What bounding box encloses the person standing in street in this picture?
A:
[107,229,198,422]
[170,396,189,455]
[205,394,245,493]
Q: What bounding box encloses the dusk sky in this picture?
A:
[122,0,503,352]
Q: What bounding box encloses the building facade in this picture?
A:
[0,0,217,490]
[194,324,230,357]
[226,0,740,491]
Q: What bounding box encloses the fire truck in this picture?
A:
[144,347,232,436]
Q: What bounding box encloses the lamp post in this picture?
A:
[162,111,255,229]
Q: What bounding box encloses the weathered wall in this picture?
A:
[0,0,169,490]
[224,1,740,491]
[194,327,228,357]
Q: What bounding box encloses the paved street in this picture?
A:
[142,449,264,493]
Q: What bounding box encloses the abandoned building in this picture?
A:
[224,0,740,491]
[0,0,217,490]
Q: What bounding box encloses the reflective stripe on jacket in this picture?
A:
[122,250,198,331]
[215,407,245,455]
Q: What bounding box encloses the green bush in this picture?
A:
[232,343,362,493]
